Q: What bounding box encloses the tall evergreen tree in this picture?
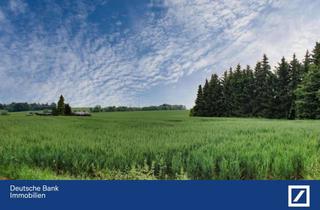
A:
[303,50,311,74]
[253,55,275,118]
[288,54,302,119]
[229,64,254,116]
[253,61,262,116]
[202,79,210,116]
[57,95,65,115]
[312,42,320,66]
[296,65,320,119]
[231,64,243,116]
[221,70,232,117]
[192,85,205,116]
[242,65,255,116]
[208,74,223,116]
[290,54,303,88]
[275,57,291,118]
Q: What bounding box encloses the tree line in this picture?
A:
[0,95,72,116]
[191,42,320,119]
[0,96,185,114]
[0,102,56,112]
[91,104,186,112]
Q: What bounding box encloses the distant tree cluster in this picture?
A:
[0,102,56,112]
[191,42,320,119]
[90,104,186,112]
[52,95,72,116]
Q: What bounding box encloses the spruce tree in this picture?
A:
[253,61,262,116]
[231,64,243,116]
[290,54,303,88]
[221,71,232,117]
[242,65,255,116]
[312,42,320,66]
[263,55,277,118]
[296,65,320,119]
[208,74,223,116]
[253,55,274,118]
[229,64,253,116]
[57,95,65,115]
[288,54,302,119]
[193,85,205,116]
[275,57,291,118]
[202,79,210,116]
[303,50,311,74]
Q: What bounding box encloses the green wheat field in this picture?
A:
[1,110,320,180]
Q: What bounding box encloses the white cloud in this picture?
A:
[215,0,320,70]
[0,0,319,107]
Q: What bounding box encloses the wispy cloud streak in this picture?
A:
[0,0,319,107]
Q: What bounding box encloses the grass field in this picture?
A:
[0,110,320,180]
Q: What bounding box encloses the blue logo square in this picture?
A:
[288,185,310,208]
[291,189,307,204]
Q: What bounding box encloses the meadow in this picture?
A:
[0,110,320,180]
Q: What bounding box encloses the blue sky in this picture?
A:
[0,0,320,108]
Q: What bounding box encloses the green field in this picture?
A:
[0,110,320,180]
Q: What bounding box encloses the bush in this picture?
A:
[52,107,59,116]
[91,105,102,112]
[64,104,72,115]
[0,110,8,115]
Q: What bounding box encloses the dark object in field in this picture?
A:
[35,112,52,116]
[34,111,91,117]
[35,111,91,116]
[73,112,91,116]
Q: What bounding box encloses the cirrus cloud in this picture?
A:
[0,0,319,107]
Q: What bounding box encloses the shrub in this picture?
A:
[0,110,8,115]
[64,104,72,115]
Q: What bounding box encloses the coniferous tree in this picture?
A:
[227,64,249,116]
[268,72,278,118]
[242,65,255,116]
[288,54,302,119]
[296,65,320,119]
[252,61,262,116]
[290,54,303,88]
[312,42,320,66]
[208,74,223,116]
[303,50,311,74]
[240,65,255,116]
[191,42,320,120]
[202,79,210,116]
[253,55,274,118]
[192,85,205,116]
[275,57,291,118]
[57,95,65,115]
[221,70,232,116]
[231,64,243,116]
[262,54,277,118]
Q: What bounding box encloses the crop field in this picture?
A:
[0,110,320,180]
